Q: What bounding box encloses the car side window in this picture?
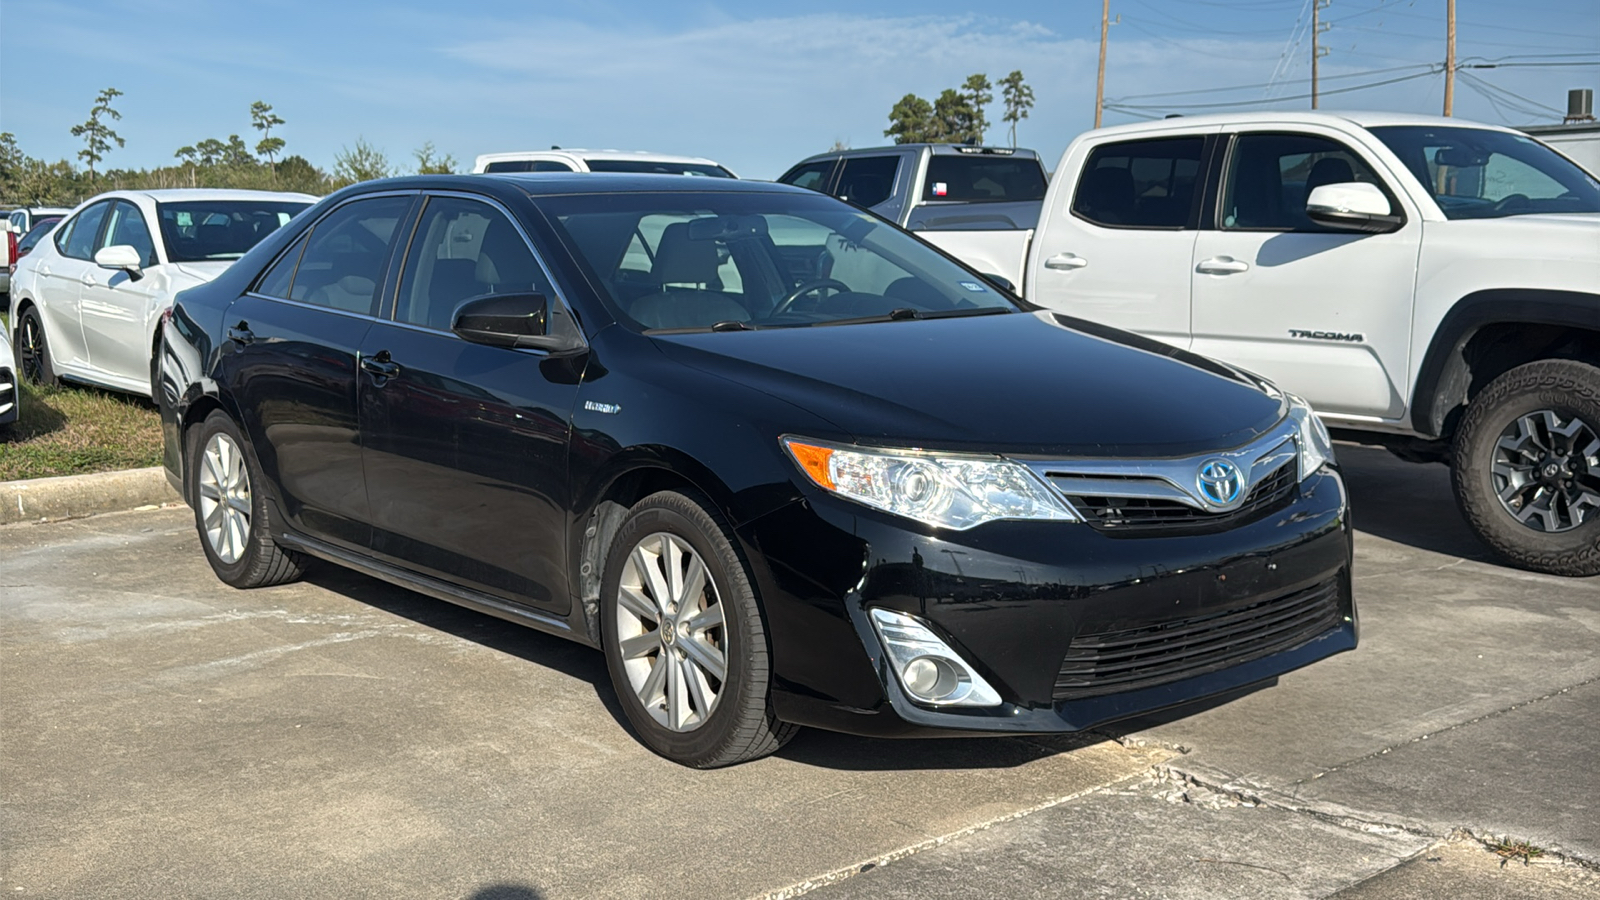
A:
[834,156,899,207]
[483,160,574,173]
[284,196,412,316]
[104,201,159,267]
[1072,137,1204,229]
[59,201,113,260]
[394,196,554,331]
[779,160,836,192]
[1221,133,1387,231]
[254,233,308,300]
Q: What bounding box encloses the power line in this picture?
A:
[1108,63,1433,102]
[1107,67,1441,112]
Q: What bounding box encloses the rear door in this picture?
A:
[222,193,416,551]
[1027,132,1214,346]
[358,193,580,613]
[36,200,113,371]
[1188,128,1421,418]
[79,200,163,391]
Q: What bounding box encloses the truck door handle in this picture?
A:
[360,350,400,381]
[1196,257,1250,275]
[226,321,255,345]
[1044,253,1088,271]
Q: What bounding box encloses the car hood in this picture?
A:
[652,310,1289,458]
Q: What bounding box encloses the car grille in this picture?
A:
[1052,577,1343,700]
[1056,459,1297,533]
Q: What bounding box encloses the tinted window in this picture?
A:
[395,197,553,331]
[17,217,63,255]
[1072,138,1203,228]
[779,160,836,192]
[484,159,575,173]
[541,191,1016,332]
[923,155,1047,202]
[1371,125,1600,219]
[835,156,900,207]
[255,233,307,300]
[157,200,311,262]
[59,202,112,260]
[584,160,734,177]
[286,196,412,315]
[1221,133,1386,231]
[8,212,24,231]
[104,201,159,267]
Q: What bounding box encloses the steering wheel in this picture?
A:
[771,279,851,317]
[1491,193,1530,213]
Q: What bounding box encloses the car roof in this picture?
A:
[474,149,726,166]
[789,144,1043,167]
[342,172,810,198]
[1087,110,1520,138]
[77,188,320,205]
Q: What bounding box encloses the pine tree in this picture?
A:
[1000,71,1035,148]
[70,88,125,182]
[251,101,286,172]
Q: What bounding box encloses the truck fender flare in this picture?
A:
[1411,288,1600,437]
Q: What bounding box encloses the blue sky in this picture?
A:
[2,0,1595,180]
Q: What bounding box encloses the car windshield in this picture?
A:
[157,200,311,261]
[539,190,1018,332]
[922,154,1048,202]
[583,160,735,178]
[1370,125,1600,219]
[17,217,63,254]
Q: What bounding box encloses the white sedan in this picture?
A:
[9,189,314,398]
[0,323,17,431]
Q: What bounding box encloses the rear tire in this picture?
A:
[599,490,798,767]
[16,306,59,388]
[190,411,305,588]
[1453,360,1600,577]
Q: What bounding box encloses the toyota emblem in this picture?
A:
[1197,459,1245,508]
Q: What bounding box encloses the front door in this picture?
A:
[359,194,580,613]
[80,200,162,392]
[1189,129,1422,419]
[1027,133,1212,347]
[221,193,415,550]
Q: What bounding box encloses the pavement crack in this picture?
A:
[1193,857,1292,881]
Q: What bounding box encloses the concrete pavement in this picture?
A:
[2,446,1596,898]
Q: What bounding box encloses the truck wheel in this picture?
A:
[1453,360,1600,577]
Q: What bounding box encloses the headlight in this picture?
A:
[781,436,1077,530]
[1287,394,1335,480]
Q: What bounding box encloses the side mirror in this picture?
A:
[1306,183,1403,234]
[452,292,550,348]
[95,244,145,278]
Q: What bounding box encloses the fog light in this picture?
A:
[869,609,1002,708]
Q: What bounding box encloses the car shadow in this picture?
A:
[1334,443,1496,561]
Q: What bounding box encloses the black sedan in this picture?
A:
[158,174,1355,767]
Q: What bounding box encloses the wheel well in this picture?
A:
[575,467,708,645]
[1444,323,1600,437]
[175,397,227,503]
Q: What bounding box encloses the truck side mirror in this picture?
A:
[1306,183,1403,234]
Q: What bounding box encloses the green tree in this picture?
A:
[331,138,393,187]
[884,93,935,144]
[223,134,255,168]
[250,101,286,171]
[413,141,457,174]
[70,87,125,182]
[999,70,1035,148]
[960,74,993,144]
[932,88,980,143]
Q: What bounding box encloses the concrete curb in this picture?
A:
[1,467,182,525]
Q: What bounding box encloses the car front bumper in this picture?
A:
[739,465,1355,737]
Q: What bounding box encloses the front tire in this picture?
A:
[190,411,305,588]
[599,490,798,767]
[16,306,59,388]
[1453,360,1600,577]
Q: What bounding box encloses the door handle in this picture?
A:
[1196,256,1250,275]
[81,272,99,286]
[1044,253,1089,271]
[227,321,255,345]
[360,350,400,381]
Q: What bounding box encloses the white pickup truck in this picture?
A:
[1020,111,1600,576]
[778,144,1048,289]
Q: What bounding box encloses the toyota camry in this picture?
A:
[158,174,1355,767]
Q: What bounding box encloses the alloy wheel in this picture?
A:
[198,432,253,564]
[1491,409,1600,533]
[18,316,45,384]
[614,532,728,732]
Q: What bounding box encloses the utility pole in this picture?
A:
[1443,0,1456,115]
[1095,0,1110,127]
[1312,0,1331,109]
